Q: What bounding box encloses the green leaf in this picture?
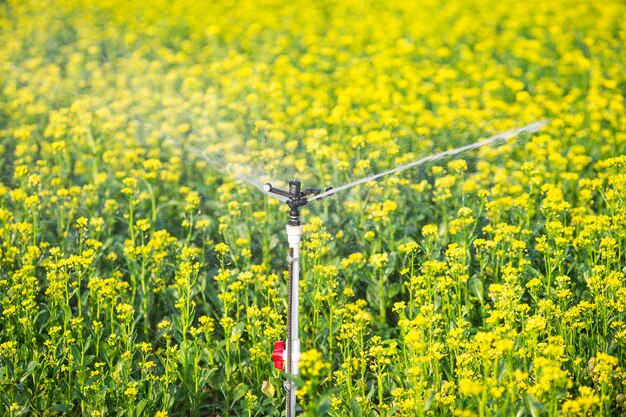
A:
[424,389,435,411]
[135,398,148,416]
[284,373,304,387]
[48,404,72,412]
[386,407,398,417]
[349,399,363,417]
[366,283,380,310]
[468,276,484,304]
[3,358,14,375]
[316,397,331,416]
[20,361,38,383]
[384,252,398,276]
[231,383,249,405]
[387,282,401,299]
[199,368,218,388]
[269,234,279,251]
[231,321,245,338]
[71,387,88,402]
[524,394,547,417]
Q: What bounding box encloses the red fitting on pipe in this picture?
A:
[272,341,285,370]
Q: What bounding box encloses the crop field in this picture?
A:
[1,0,626,416]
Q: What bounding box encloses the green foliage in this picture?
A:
[1,0,626,416]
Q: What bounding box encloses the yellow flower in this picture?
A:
[157,320,171,331]
[115,303,134,321]
[458,379,482,396]
[399,241,419,255]
[369,253,389,269]
[422,224,439,239]
[135,219,150,232]
[121,177,138,196]
[0,341,18,356]
[215,243,229,255]
[124,382,139,399]
[447,159,467,173]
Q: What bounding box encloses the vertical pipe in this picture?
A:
[285,225,302,417]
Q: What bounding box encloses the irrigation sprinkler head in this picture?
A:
[264,181,333,226]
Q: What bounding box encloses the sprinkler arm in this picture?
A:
[263,183,333,200]
[302,186,333,196]
[263,183,293,200]
[264,181,332,225]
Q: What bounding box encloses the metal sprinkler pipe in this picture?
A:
[266,181,329,417]
[285,223,301,417]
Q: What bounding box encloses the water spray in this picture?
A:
[265,120,548,417]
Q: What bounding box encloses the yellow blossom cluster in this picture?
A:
[1,0,626,415]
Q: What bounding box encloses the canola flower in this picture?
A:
[1,0,626,416]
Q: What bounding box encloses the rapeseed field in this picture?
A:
[1,0,625,415]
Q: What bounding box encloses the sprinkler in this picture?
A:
[264,180,330,417]
[264,120,549,417]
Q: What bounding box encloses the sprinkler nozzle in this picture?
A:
[264,183,292,200]
[264,180,332,225]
